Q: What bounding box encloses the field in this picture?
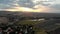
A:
[17,20,47,34]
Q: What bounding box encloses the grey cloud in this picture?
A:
[0,0,35,8]
[50,4,60,10]
[0,0,60,13]
[0,0,53,9]
[46,4,60,13]
[18,0,35,8]
[0,0,19,9]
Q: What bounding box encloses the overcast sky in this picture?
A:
[0,0,60,13]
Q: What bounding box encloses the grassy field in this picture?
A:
[17,20,47,34]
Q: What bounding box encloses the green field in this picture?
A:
[17,20,47,34]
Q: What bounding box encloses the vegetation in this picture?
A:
[17,20,47,34]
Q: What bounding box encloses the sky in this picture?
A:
[0,0,60,13]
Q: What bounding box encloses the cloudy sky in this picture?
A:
[0,0,60,13]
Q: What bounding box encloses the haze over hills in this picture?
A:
[0,11,60,17]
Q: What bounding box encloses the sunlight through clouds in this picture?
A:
[0,0,60,13]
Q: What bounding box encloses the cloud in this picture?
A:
[0,0,55,13]
[0,0,54,9]
[47,4,60,13]
[0,0,60,13]
[0,4,50,12]
[50,4,60,9]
